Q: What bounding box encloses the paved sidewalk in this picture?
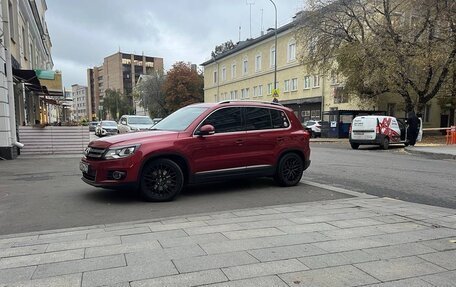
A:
[406,145,456,160]
[0,183,456,287]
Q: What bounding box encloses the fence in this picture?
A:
[423,126,456,145]
[18,126,90,155]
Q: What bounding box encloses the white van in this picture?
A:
[349,115,422,150]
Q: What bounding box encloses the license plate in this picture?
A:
[354,132,364,135]
[80,162,89,173]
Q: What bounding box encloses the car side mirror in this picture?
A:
[196,124,215,136]
[121,120,127,125]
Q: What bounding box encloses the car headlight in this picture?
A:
[103,145,139,160]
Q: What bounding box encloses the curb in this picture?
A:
[405,147,456,160]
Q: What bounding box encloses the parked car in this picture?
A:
[302,120,322,138]
[349,115,423,150]
[80,101,311,201]
[88,121,99,132]
[117,115,154,134]
[95,121,118,137]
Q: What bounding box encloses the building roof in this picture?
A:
[200,19,298,66]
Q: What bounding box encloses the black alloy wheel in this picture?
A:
[274,153,304,187]
[140,159,184,202]
[350,143,360,149]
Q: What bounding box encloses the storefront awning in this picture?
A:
[12,69,63,97]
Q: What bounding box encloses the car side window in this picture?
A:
[201,107,242,133]
[271,109,290,129]
[244,107,272,131]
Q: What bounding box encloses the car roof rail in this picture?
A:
[218,100,283,106]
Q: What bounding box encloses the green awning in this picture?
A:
[35,69,55,80]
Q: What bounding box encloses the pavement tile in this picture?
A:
[373,215,411,224]
[0,249,84,269]
[148,221,207,232]
[222,258,308,280]
[209,212,238,220]
[248,243,327,262]
[103,223,151,232]
[81,261,178,287]
[184,224,244,235]
[328,218,384,228]
[201,232,329,255]
[12,234,88,248]
[279,265,379,286]
[222,228,285,240]
[85,240,161,258]
[33,254,125,279]
[251,208,281,215]
[420,270,456,286]
[238,219,295,229]
[289,211,380,225]
[46,236,121,252]
[419,250,456,270]
[420,237,456,251]
[0,244,48,258]
[125,244,207,265]
[87,227,152,239]
[278,222,339,234]
[0,266,35,284]
[205,214,286,226]
[0,236,39,246]
[0,273,82,287]
[121,229,188,244]
[160,218,190,224]
[364,278,434,286]
[374,222,429,233]
[37,228,103,240]
[232,210,262,216]
[185,215,214,222]
[354,256,447,282]
[173,251,258,273]
[159,233,228,248]
[313,237,387,253]
[130,269,227,287]
[298,250,379,269]
[202,275,288,287]
[320,225,387,240]
[374,228,456,245]
[362,242,436,260]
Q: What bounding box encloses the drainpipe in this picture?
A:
[2,0,23,150]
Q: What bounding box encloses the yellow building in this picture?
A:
[201,15,449,135]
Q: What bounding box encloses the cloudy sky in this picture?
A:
[46,0,306,88]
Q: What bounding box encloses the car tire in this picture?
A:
[350,143,359,149]
[140,158,184,202]
[274,153,304,187]
[381,137,389,150]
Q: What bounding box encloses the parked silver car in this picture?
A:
[117,115,154,134]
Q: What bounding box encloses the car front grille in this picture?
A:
[86,147,105,159]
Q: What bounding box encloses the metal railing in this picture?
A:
[422,126,456,145]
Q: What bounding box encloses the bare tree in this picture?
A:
[296,0,456,113]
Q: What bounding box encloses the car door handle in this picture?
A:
[235,139,244,144]
[277,137,285,142]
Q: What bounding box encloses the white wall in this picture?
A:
[0,5,12,148]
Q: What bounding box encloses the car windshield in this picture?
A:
[151,107,208,131]
[102,121,117,127]
[128,117,153,125]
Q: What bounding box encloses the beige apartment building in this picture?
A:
[87,52,164,120]
[201,14,448,137]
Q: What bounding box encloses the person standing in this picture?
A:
[407,111,419,146]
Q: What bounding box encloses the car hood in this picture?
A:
[89,130,179,149]
[128,124,153,129]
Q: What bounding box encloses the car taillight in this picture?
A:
[376,126,380,133]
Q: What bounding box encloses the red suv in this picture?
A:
[80,101,311,201]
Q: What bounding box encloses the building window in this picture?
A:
[243,57,248,75]
[313,75,320,87]
[221,66,226,82]
[330,71,339,85]
[258,85,263,97]
[8,1,15,41]
[284,80,290,92]
[287,40,296,62]
[333,87,348,103]
[241,89,245,99]
[231,63,236,79]
[255,54,262,72]
[424,104,431,122]
[387,103,396,117]
[234,90,238,99]
[253,86,258,97]
[230,91,235,100]
[268,83,273,95]
[213,70,217,84]
[304,76,311,89]
[214,94,218,102]
[245,88,249,99]
[270,46,276,68]
[291,78,298,91]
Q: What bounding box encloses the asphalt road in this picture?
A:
[307,142,456,209]
[0,157,349,235]
[0,142,454,235]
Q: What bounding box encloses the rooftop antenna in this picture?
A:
[260,8,264,35]
[246,0,255,38]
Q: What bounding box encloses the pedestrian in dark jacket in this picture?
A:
[407,111,419,146]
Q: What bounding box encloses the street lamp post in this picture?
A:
[269,0,278,100]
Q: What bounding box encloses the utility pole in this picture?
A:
[269,0,278,92]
